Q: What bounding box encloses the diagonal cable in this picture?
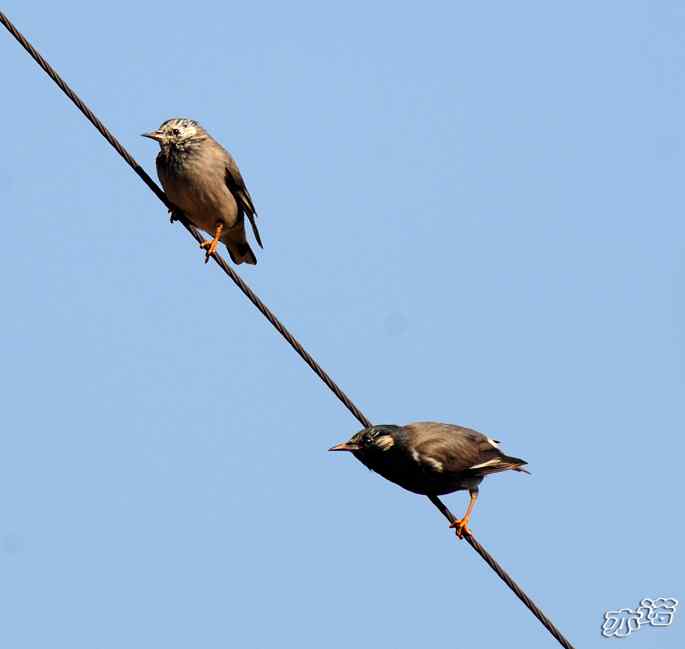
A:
[1,11,574,649]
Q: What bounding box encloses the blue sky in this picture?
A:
[1,2,683,647]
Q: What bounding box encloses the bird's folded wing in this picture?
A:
[225,156,263,248]
[412,434,482,474]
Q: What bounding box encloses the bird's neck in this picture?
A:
[160,136,207,171]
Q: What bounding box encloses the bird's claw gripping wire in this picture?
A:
[449,488,477,539]
[199,223,224,264]
[449,517,472,539]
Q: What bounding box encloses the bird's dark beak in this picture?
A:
[328,441,361,452]
[141,130,164,142]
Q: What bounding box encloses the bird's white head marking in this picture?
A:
[142,118,203,146]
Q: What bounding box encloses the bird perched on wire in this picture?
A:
[329,421,529,538]
[142,118,262,265]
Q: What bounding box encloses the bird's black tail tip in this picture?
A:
[511,460,531,475]
[500,453,530,475]
[227,241,257,265]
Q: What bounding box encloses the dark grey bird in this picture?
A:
[142,118,262,265]
[329,421,529,537]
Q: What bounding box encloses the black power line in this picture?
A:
[0,11,575,649]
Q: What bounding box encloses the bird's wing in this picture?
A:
[407,423,484,474]
[405,422,504,473]
[405,422,527,478]
[225,154,263,248]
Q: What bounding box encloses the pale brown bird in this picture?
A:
[330,421,529,537]
[142,118,262,265]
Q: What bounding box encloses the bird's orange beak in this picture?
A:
[141,130,164,142]
[328,441,361,452]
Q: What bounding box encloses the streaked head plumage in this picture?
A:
[142,118,205,146]
[329,425,399,454]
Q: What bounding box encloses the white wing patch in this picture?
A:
[410,449,444,472]
[470,457,503,470]
[422,456,444,472]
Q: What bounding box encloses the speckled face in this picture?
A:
[357,427,396,452]
[158,118,200,142]
[329,425,398,456]
[142,118,202,146]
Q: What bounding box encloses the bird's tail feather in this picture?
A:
[471,453,530,475]
[502,454,530,474]
[225,241,257,265]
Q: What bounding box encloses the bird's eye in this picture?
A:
[173,128,180,136]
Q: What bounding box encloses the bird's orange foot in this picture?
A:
[199,224,224,263]
[449,518,472,539]
[199,238,221,263]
